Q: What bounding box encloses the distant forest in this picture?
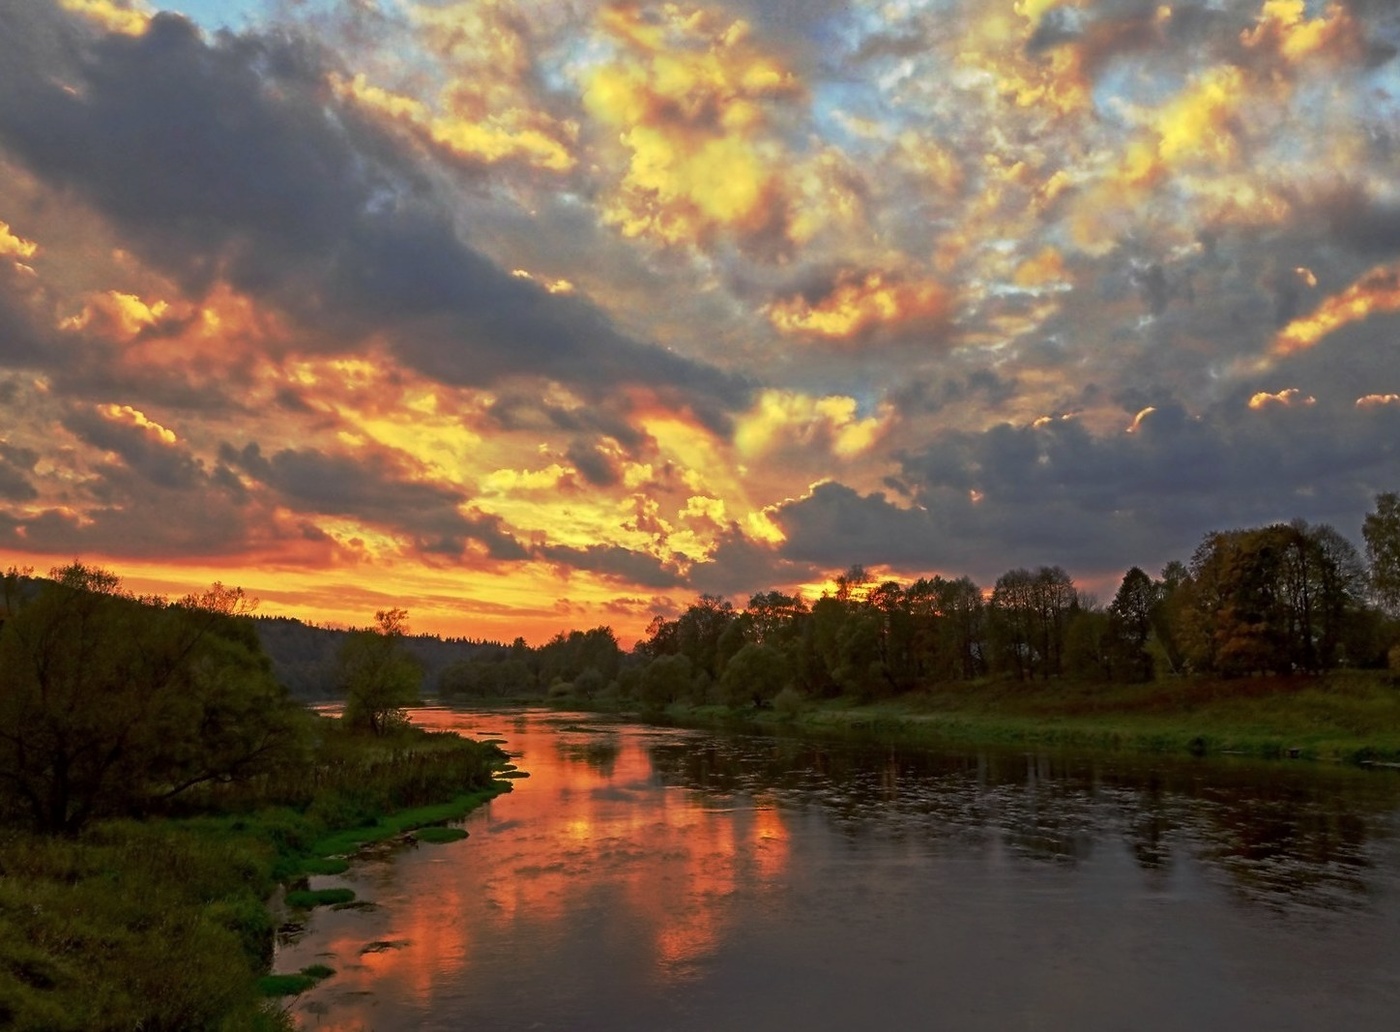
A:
[431,493,1400,709]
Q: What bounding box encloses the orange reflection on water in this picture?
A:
[283,712,793,1027]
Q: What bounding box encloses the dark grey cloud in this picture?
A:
[0,4,752,425]
[0,268,51,369]
[220,441,526,559]
[0,442,38,501]
[0,485,261,559]
[565,440,622,488]
[1311,183,1400,260]
[686,526,815,599]
[62,407,205,490]
[537,544,683,589]
[772,396,1400,585]
[486,394,648,451]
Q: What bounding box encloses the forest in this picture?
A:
[436,493,1400,710]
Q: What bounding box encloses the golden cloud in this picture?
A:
[58,0,149,36]
[1356,394,1400,409]
[1115,66,1245,193]
[1013,246,1068,289]
[61,290,170,339]
[333,72,574,172]
[1125,406,1157,433]
[0,220,37,261]
[98,403,178,443]
[765,272,949,342]
[511,268,575,294]
[582,2,801,249]
[956,4,1094,121]
[735,389,890,461]
[1241,0,1361,64]
[1247,388,1315,410]
[1273,264,1400,355]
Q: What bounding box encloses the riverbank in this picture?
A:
[528,669,1400,765]
[0,717,512,1032]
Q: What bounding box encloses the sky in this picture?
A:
[0,0,1398,644]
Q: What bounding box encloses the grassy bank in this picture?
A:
[538,670,1400,765]
[0,717,511,1032]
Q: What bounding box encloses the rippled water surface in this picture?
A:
[281,708,1400,1031]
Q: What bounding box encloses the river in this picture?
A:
[279,706,1400,1030]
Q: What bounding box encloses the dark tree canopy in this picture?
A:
[0,564,299,834]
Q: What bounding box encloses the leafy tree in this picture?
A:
[339,608,422,736]
[937,576,986,681]
[1065,606,1114,682]
[1363,491,1400,617]
[1108,566,1158,682]
[0,564,297,834]
[719,643,789,708]
[538,626,622,686]
[639,653,692,710]
[990,566,1077,680]
[745,590,807,646]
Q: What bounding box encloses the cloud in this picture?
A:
[1247,387,1315,409]
[734,389,889,462]
[0,5,752,418]
[537,543,684,588]
[0,220,37,261]
[581,1,803,254]
[1273,263,1400,354]
[1356,393,1400,408]
[63,403,205,490]
[765,270,951,343]
[771,396,1400,583]
[221,441,527,560]
[57,0,150,36]
[0,442,39,502]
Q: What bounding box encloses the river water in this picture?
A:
[280,707,1400,1031]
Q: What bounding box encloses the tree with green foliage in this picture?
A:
[639,653,692,710]
[1364,491,1400,617]
[0,564,298,835]
[719,642,789,708]
[339,608,422,736]
[1108,566,1158,682]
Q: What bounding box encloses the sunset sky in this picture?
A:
[1,0,1398,643]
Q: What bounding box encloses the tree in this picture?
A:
[639,653,692,710]
[938,576,986,681]
[1108,567,1158,682]
[339,608,422,736]
[1364,492,1400,617]
[719,643,789,708]
[0,564,297,834]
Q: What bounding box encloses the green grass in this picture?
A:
[307,787,504,858]
[285,888,356,909]
[256,965,335,998]
[630,671,1400,765]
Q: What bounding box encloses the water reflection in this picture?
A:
[282,708,1400,1031]
[644,731,1400,906]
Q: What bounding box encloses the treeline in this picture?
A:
[440,494,1400,709]
[255,615,497,700]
